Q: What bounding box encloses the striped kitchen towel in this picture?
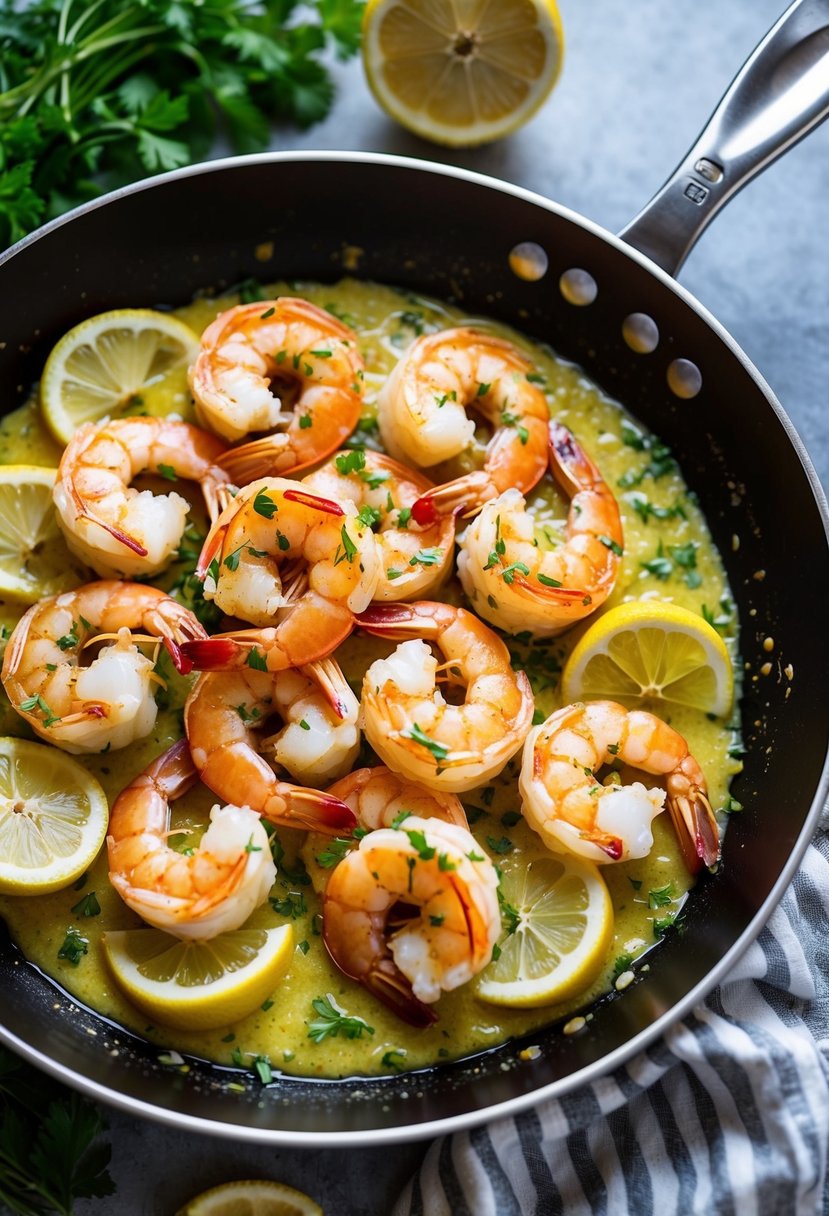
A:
[394,821,829,1216]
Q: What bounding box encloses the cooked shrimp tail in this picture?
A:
[107,739,277,940]
[301,657,353,720]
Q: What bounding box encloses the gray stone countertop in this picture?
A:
[64,0,828,1211]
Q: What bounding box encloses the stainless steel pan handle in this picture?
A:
[619,0,829,275]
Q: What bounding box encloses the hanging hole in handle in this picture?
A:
[667,358,703,399]
[509,242,549,282]
[622,313,660,353]
[559,268,598,306]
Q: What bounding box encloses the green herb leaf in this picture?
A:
[307,994,374,1043]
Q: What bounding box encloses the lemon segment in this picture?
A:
[102,925,294,1031]
[0,737,109,894]
[0,465,87,602]
[175,1179,323,1216]
[362,0,564,147]
[478,850,613,1007]
[40,309,200,444]
[561,600,734,718]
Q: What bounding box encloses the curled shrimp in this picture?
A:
[458,421,624,635]
[301,765,469,894]
[107,739,276,940]
[183,662,356,836]
[322,816,501,1025]
[179,478,381,672]
[1,581,205,753]
[358,600,534,793]
[376,327,549,522]
[189,298,364,479]
[53,417,232,579]
[520,700,720,873]
[302,449,455,601]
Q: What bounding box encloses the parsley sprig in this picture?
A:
[307,994,374,1043]
[0,0,365,247]
[0,1045,115,1214]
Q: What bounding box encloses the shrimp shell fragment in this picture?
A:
[322,816,501,1025]
[358,600,534,793]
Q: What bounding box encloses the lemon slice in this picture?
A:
[0,737,108,894]
[40,309,200,444]
[362,0,564,147]
[102,925,294,1031]
[478,848,612,1007]
[0,465,87,602]
[561,600,734,718]
[175,1180,323,1216]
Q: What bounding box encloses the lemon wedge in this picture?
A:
[0,737,108,894]
[0,465,88,602]
[362,0,564,147]
[478,848,612,1007]
[102,925,294,1031]
[40,309,200,444]
[561,600,734,718]
[175,1180,323,1216]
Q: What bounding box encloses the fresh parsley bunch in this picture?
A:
[0,1045,115,1214]
[0,0,365,246]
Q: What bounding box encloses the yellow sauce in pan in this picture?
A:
[0,279,741,1079]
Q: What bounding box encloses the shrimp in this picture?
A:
[322,816,501,1025]
[376,327,549,523]
[1,581,205,753]
[107,739,276,940]
[358,600,534,793]
[179,478,381,672]
[301,765,469,893]
[188,298,364,480]
[458,421,624,635]
[519,700,720,873]
[52,417,232,579]
[302,449,455,601]
[183,662,356,836]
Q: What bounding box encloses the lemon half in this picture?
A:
[363,0,564,147]
[40,309,200,444]
[561,600,734,718]
[478,850,612,1007]
[102,925,294,1030]
[0,465,87,602]
[0,737,109,894]
[175,1180,323,1216]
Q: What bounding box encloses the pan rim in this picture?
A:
[1,148,828,1144]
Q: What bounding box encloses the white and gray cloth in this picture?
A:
[394,817,829,1216]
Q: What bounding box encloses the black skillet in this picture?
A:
[0,0,828,1146]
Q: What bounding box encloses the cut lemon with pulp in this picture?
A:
[478,849,612,1007]
[175,1180,322,1216]
[562,601,734,718]
[0,465,85,601]
[362,0,564,147]
[0,737,108,894]
[102,925,294,1031]
[40,309,200,444]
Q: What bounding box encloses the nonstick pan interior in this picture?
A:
[1,153,827,1142]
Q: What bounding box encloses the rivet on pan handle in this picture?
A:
[619,0,829,277]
